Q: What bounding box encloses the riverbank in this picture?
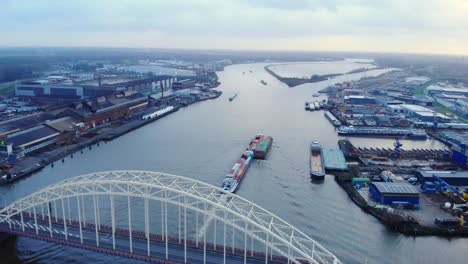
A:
[264,63,383,87]
[1,90,222,185]
[334,172,468,237]
[264,65,340,87]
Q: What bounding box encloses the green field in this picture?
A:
[434,102,468,123]
[413,80,437,95]
[0,81,16,95]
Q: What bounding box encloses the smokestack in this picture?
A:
[161,81,164,98]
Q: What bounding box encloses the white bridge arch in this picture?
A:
[0,170,341,264]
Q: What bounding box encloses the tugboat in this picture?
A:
[310,142,325,180]
[229,94,238,102]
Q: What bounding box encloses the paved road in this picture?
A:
[1,215,291,264]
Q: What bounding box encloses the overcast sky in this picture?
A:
[1,0,468,55]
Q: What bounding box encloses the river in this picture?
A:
[1,61,466,264]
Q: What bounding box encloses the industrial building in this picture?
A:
[400,104,451,122]
[6,125,61,156]
[172,79,196,90]
[344,95,376,104]
[436,131,468,166]
[426,84,468,96]
[57,93,148,129]
[404,76,431,87]
[16,80,84,98]
[369,182,420,206]
[16,76,177,99]
[115,76,176,94]
[387,94,434,106]
[415,170,468,186]
[16,80,121,99]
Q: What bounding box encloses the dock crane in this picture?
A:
[422,174,466,202]
[393,137,403,158]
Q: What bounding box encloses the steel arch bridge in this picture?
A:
[0,170,341,264]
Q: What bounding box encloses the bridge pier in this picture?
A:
[164,190,168,260]
[0,231,14,242]
[93,192,99,247]
[127,194,132,253]
[61,199,68,241]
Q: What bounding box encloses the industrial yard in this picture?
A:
[0,59,225,183]
[295,66,468,235]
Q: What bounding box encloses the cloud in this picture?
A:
[0,0,467,55]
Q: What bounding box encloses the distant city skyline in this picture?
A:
[1,0,468,55]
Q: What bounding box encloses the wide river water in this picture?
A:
[1,61,466,264]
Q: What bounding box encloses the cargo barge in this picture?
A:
[310,142,325,180]
[249,134,273,159]
[324,111,341,127]
[337,126,427,140]
[221,150,254,193]
[221,134,273,193]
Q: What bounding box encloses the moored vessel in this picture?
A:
[310,142,325,180]
[324,111,342,127]
[337,126,427,139]
[313,101,320,110]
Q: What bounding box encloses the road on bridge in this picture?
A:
[1,214,292,264]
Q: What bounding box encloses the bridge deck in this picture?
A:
[1,213,304,264]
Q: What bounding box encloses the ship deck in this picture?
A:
[311,152,323,171]
[322,148,349,171]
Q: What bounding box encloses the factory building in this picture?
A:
[344,95,376,104]
[16,76,177,99]
[57,93,148,129]
[435,131,468,165]
[124,76,176,94]
[426,84,468,96]
[369,182,420,206]
[387,94,434,106]
[172,79,196,90]
[400,104,451,122]
[404,76,431,87]
[16,80,84,99]
[6,125,61,156]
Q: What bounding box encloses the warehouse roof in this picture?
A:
[45,116,81,132]
[7,125,60,149]
[371,182,419,195]
[401,104,432,113]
